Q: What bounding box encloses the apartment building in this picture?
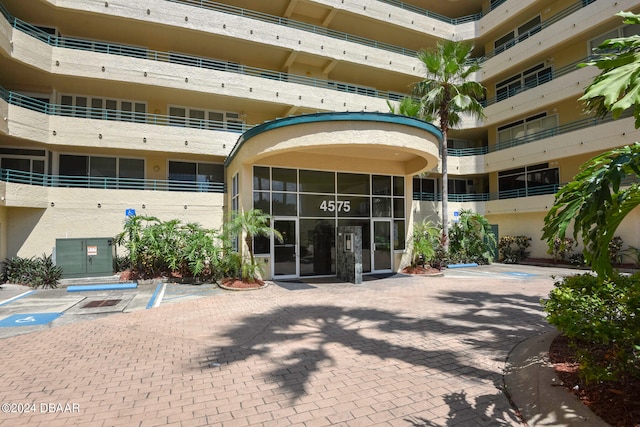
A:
[0,0,638,279]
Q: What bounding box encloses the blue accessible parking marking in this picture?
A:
[505,272,537,277]
[0,313,63,327]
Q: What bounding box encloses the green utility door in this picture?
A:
[56,238,115,278]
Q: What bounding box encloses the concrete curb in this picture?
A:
[504,330,609,426]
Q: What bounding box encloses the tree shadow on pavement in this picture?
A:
[200,290,549,424]
[406,390,518,426]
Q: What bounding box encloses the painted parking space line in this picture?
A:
[0,312,63,327]
[0,290,37,307]
[146,283,166,309]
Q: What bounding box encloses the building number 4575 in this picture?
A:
[319,200,351,212]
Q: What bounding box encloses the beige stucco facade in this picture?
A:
[0,0,639,277]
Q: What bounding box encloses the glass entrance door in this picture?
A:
[273,218,298,277]
[372,219,392,272]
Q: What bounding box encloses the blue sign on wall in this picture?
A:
[0,312,63,327]
[125,208,136,218]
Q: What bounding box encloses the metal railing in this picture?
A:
[165,0,417,57]
[413,182,560,202]
[0,87,250,132]
[481,0,597,62]
[449,109,632,157]
[2,86,629,160]
[4,13,407,103]
[485,57,592,106]
[0,168,225,193]
[374,0,507,24]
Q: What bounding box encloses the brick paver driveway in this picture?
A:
[0,267,561,426]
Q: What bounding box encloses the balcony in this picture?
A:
[480,0,597,62]
[1,11,408,105]
[449,109,634,157]
[413,182,560,202]
[0,168,225,193]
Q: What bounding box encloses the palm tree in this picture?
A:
[413,40,485,250]
[226,209,282,281]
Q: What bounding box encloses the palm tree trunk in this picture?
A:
[441,128,449,252]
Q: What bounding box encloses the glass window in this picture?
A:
[59,155,88,176]
[393,176,404,196]
[299,219,335,276]
[299,170,334,193]
[272,192,297,216]
[253,192,270,214]
[394,220,406,250]
[169,161,196,181]
[337,196,370,217]
[254,235,270,255]
[197,163,224,183]
[90,157,116,177]
[1,158,30,172]
[300,194,335,217]
[253,166,270,190]
[119,158,144,179]
[393,198,404,218]
[372,175,391,195]
[337,173,370,195]
[272,168,297,192]
[33,160,45,174]
[372,197,391,217]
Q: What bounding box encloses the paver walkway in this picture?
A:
[0,269,561,426]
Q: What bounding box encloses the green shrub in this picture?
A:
[550,237,585,265]
[114,217,223,280]
[448,210,495,265]
[609,236,624,264]
[498,235,531,264]
[411,220,440,267]
[543,272,640,382]
[2,254,62,289]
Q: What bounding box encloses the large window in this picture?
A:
[412,177,436,201]
[494,16,541,54]
[58,155,144,188]
[497,113,557,144]
[498,163,559,199]
[252,167,406,274]
[168,106,244,131]
[168,161,224,191]
[589,24,640,52]
[496,63,552,102]
[59,94,146,122]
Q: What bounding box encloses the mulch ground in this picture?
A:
[402,265,442,275]
[220,278,265,289]
[549,334,640,426]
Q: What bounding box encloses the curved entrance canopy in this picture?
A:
[225,112,442,175]
[225,112,442,280]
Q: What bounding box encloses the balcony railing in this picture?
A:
[413,182,561,202]
[2,10,407,103]
[481,0,597,62]
[0,168,225,193]
[485,56,593,106]
[449,109,633,157]
[0,87,250,132]
[164,0,417,57]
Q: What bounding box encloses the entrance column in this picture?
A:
[336,226,362,284]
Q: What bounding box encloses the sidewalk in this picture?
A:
[0,265,597,426]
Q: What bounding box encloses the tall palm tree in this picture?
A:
[413,40,485,250]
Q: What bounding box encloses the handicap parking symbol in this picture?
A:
[0,313,63,327]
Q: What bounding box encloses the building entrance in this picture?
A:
[273,218,298,278]
[372,219,392,272]
[254,166,405,279]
